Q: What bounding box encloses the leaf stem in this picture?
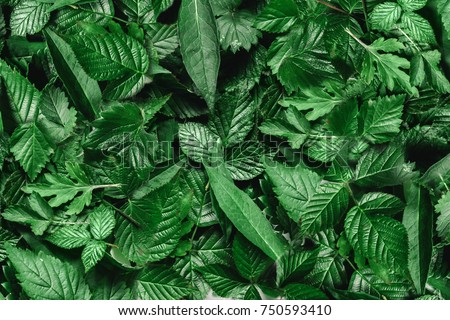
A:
[344,256,385,299]
[316,0,349,15]
[101,199,141,228]
[397,27,421,53]
[69,5,130,25]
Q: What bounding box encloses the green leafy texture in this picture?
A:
[398,0,427,11]
[354,144,415,187]
[265,162,321,222]
[232,233,274,282]
[89,205,115,240]
[369,2,402,31]
[357,37,418,96]
[145,23,179,60]
[358,192,405,215]
[114,0,153,22]
[349,268,413,299]
[401,12,436,44]
[225,142,265,181]
[89,275,132,300]
[10,122,53,181]
[209,91,255,147]
[326,99,358,136]
[210,0,241,16]
[153,0,175,17]
[39,87,77,143]
[81,240,106,272]
[435,192,450,242]
[197,264,249,299]
[206,164,289,261]
[419,153,450,189]
[178,0,220,108]
[67,32,149,81]
[358,95,405,144]
[402,181,432,294]
[23,163,119,215]
[345,206,409,275]
[47,226,91,249]
[436,0,450,38]
[6,246,91,299]
[10,0,50,36]
[44,29,101,120]
[277,249,318,286]
[284,283,328,300]
[301,183,349,236]
[217,10,259,53]
[132,266,191,300]
[0,228,19,262]
[411,51,450,94]
[178,122,220,163]
[0,59,40,124]
[254,0,299,33]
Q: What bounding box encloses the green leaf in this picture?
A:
[44,28,101,120]
[67,32,149,81]
[0,59,40,124]
[345,206,409,275]
[47,226,91,249]
[411,51,450,94]
[419,153,450,189]
[217,10,259,53]
[266,162,321,222]
[178,0,220,107]
[435,192,450,242]
[10,0,50,36]
[232,232,273,281]
[6,246,91,299]
[369,2,402,31]
[225,142,265,181]
[401,12,436,44]
[354,144,415,187]
[277,249,318,286]
[89,205,115,240]
[114,0,153,22]
[358,95,405,144]
[358,192,405,215]
[402,181,433,294]
[10,122,53,181]
[254,0,299,33]
[209,91,255,147]
[81,240,106,272]
[206,164,289,260]
[178,122,220,163]
[0,228,20,262]
[284,283,328,299]
[301,183,349,235]
[210,0,241,16]
[132,266,191,299]
[145,23,178,60]
[398,0,427,11]
[197,264,249,298]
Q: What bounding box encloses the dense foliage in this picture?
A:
[0,0,449,300]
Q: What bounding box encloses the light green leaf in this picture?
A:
[345,206,409,274]
[179,0,220,107]
[412,51,450,93]
[47,226,91,249]
[81,240,106,272]
[146,23,178,59]
[358,95,405,144]
[265,162,321,222]
[6,246,91,299]
[44,28,101,120]
[206,164,289,260]
[10,0,50,36]
[435,192,450,242]
[301,182,349,235]
[89,205,115,240]
[10,122,53,181]
[369,2,402,31]
[132,266,191,299]
[0,59,40,124]
[402,181,433,294]
[398,0,427,12]
[401,12,436,44]
[254,0,299,33]
[217,10,259,53]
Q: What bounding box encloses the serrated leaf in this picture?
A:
[114,0,153,22]
[217,10,259,53]
[277,249,318,286]
[412,51,450,94]
[401,12,436,44]
[358,192,405,215]
[369,2,402,31]
[179,0,220,107]
[398,0,427,11]
[358,95,405,144]
[132,266,191,299]
[6,246,91,299]
[197,264,249,298]
[254,0,299,33]
[47,226,91,249]
[10,0,50,36]
[90,275,132,300]
[179,122,220,163]
[266,162,321,222]
[81,240,106,272]
[0,228,20,262]
[146,23,178,59]
[301,183,349,235]
[89,205,115,240]
[10,122,53,181]
[0,59,40,124]
[206,164,289,261]
[44,29,101,120]
[67,32,149,81]
[345,206,409,275]
[225,142,265,181]
[435,192,450,242]
[402,181,433,294]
